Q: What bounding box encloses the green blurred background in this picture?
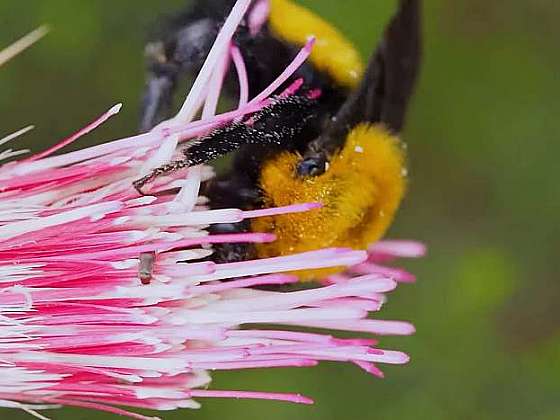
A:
[1,0,559,419]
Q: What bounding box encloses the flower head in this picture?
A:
[0,1,424,419]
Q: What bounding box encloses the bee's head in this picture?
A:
[253,0,421,279]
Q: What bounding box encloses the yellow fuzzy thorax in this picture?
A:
[252,124,407,280]
[268,0,364,89]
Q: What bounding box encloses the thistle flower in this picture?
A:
[0,1,424,419]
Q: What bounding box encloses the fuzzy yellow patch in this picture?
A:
[268,0,364,89]
[252,123,407,279]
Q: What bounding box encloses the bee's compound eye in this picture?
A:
[296,157,327,177]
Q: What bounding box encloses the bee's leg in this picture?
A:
[133,159,190,194]
[140,15,220,132]
[202,171,261,209]
[180,95,317,167]
[297,0,421,176]
[140,64,179,132]
[206,220,257,263]
[134,95,316,193]
[199,141,271,264]
[201,171,261,263]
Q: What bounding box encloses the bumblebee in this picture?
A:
[136,0,421,279]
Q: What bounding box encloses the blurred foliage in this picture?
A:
[1,0,559,419]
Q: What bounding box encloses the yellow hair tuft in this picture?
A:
[252,123,407,280]
[268,0,364,88]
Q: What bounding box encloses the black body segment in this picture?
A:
[183,95,318,166]
[133,95,318,193]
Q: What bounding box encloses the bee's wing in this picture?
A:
[296,0,421,176]
[335,0,421,134]
[372,0,421,131]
